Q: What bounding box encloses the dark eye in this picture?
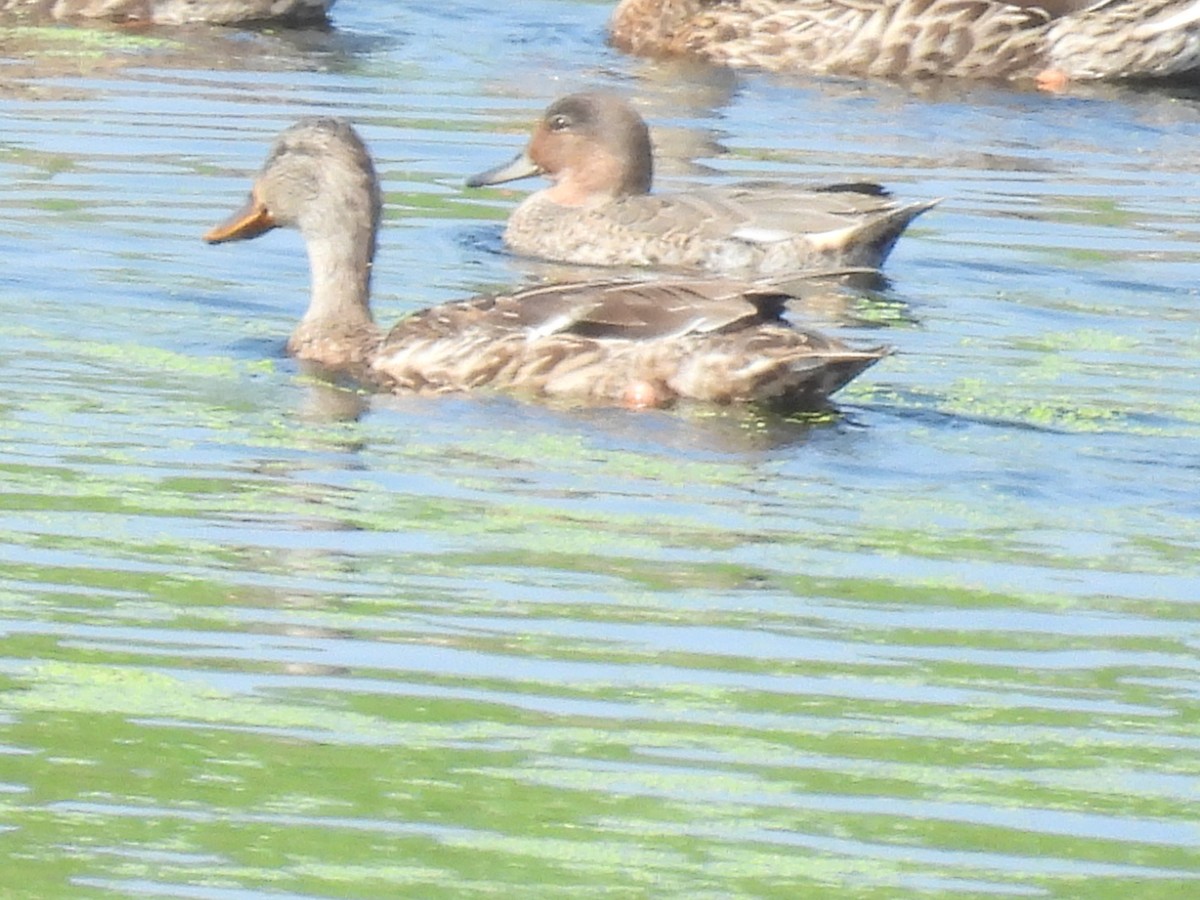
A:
[547,114,571,131]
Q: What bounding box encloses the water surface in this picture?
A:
[0,2,1197,897]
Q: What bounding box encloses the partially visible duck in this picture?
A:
[2,0,334,26]
[205,117,890,410]
[466,92,934,277]
[608,0,1200,88]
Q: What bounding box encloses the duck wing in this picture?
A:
[603,183,933,242]
[390,278,792,342]
[537,279,791,340]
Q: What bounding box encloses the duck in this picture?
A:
[608,0,1200,88]
[465,92,934,277]
[204,117,890,411]
[1,0,334,26]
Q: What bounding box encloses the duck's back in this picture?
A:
[1045,0,1200,81]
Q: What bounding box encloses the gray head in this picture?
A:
[206,117,381,262]
[206,117,384,339]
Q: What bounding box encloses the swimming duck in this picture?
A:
[1,0,334,25]
[608,0,1200,87]
[205,117,889,410]
[466,92,934,277]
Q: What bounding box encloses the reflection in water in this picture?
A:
[294,368,372,424]
[0,12,382,100]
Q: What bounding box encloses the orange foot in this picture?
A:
[1036,68,1070,93]
[623,380,666,409]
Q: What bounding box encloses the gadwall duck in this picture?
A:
[466,92,934,277]
[205,118,890,410]
[1,0,334,25]
[609,0,1200,88]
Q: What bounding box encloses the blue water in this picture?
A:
[0,2,1197,898]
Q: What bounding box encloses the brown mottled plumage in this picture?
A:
[205,118,889,410]
[609,0,1200,85]
[466,92,934,277]
[0,0,333,25]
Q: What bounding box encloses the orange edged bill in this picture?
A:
[204,192,277,244]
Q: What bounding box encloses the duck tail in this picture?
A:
[815,181,890,197]
[728,342,891,410]
[810,198,939,269]
[778,345,892,410]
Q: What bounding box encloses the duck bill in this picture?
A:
[204,194,277,244]
[465,149,542,187]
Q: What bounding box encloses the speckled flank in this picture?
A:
[609,0,1200,83]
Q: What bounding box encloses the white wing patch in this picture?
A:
[526,311,577,340]
[805,223,859,253]
[730,225,794,244]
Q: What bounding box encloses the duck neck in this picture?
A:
[293,229,379,346]
[285,225,382,368]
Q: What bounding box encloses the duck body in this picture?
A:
[467,93,933,277]
[206,117,889,411]
[492,181,934,276]
[2,0,335,25]
[371,279,889,408]
[609,0,1200,84]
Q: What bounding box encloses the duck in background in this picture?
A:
[0,0,334,26]
[466,92,934,277]
[205,117,891,410]
[608,0,1200,90]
